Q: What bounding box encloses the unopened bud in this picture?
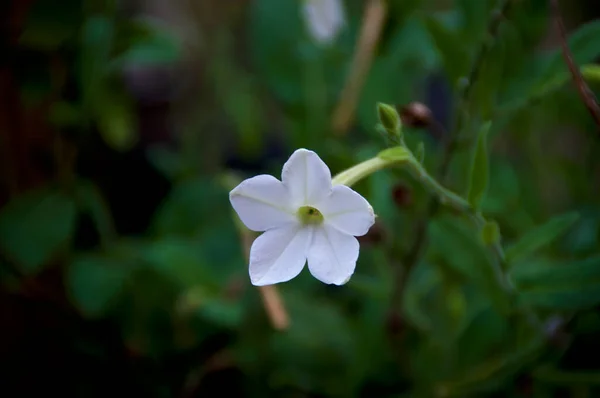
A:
[386,310,406,337]
[391,183,413,207]
[377,102,402,140]
[481,220,500,246]
[357,221,386,245]
[399,102,432,128]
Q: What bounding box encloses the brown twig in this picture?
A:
[180,349,235,398]
[550,0,600,129]
[239,223,289,330]
[331,0,386,136]
[223,173,290,331]
[233,191,289,331]
[257,285,289,330]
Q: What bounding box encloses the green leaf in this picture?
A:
[0,188,76,274]
[454,305,509,371]
[67,254,134,317]
[80,16,115,105]
[500,20,600,113]
[198,295,243,329]
[357,19,437,132]
[470,38,506,118]
[249,0,305,105]
[510,256,600,289]
[505,212,580,264]
[583,63,600,82]
[415,141,425,164]
[209,43,265,157]
[562,208,600,256]
[457,0,493,42]
[113,19,181,68]
[481,220,500,246]
[467,122,490,209]
[48,101,83,127]
[482,159,520,214]
[544,20,600,79]
[146,145,188,180]
[152,177,231,237]
[18,0,80,50]
[402,261,442,332]
[96,89,138,152]
[75,180,115,244]
[518,284,600,310]
[438,338,544,396]
[423,15,470,84]
[266,290,359,395]
[139,238,215,289]
[428,215,510,313]
[533,364,600,386]
[511,256,600,309]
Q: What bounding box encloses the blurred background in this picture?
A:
[2,0,600,396]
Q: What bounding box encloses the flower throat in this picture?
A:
[297,206,324,225]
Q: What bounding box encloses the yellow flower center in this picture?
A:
[297,206,324,225]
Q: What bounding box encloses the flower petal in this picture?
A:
[302,0,346,45]
[230,174,295,232]
[318,185,375,236]
[281,149,332,207]
[249,225,312,286]
[307,225,359,285]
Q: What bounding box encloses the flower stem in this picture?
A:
[334,149,470,214]
[407,157,508,271]
[332,148,511,292]
[407,159,471,213]
[332,156,398,187]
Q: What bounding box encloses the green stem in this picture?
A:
[332,156,398,187]
[334,149,473,215]
[444,0,514,181]
[417,161,507,287]
[408,159,506,263]
[408,160,471,213]
[333,148,511,292]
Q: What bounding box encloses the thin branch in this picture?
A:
[388,216,428,312]
[388,0,514,322]
[225,174,290,331]
[258,285,289,330]
[237,220,290,330]
[442,0,513,182]
[461,0,512,110]
[550,0,600,129]
[331,0,386,136]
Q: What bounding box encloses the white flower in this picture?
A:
[230,149,375,286]
[301,0,346,46]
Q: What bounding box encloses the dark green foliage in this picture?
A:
[3,0,600,397]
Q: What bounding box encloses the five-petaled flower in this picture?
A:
[230,149,375,286]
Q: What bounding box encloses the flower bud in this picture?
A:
[357,221,386,245]
[385,310,406,337]
[481,220,500,246]
[399,102,432,128]
[377,102,402,141]
[391,183,413,207]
